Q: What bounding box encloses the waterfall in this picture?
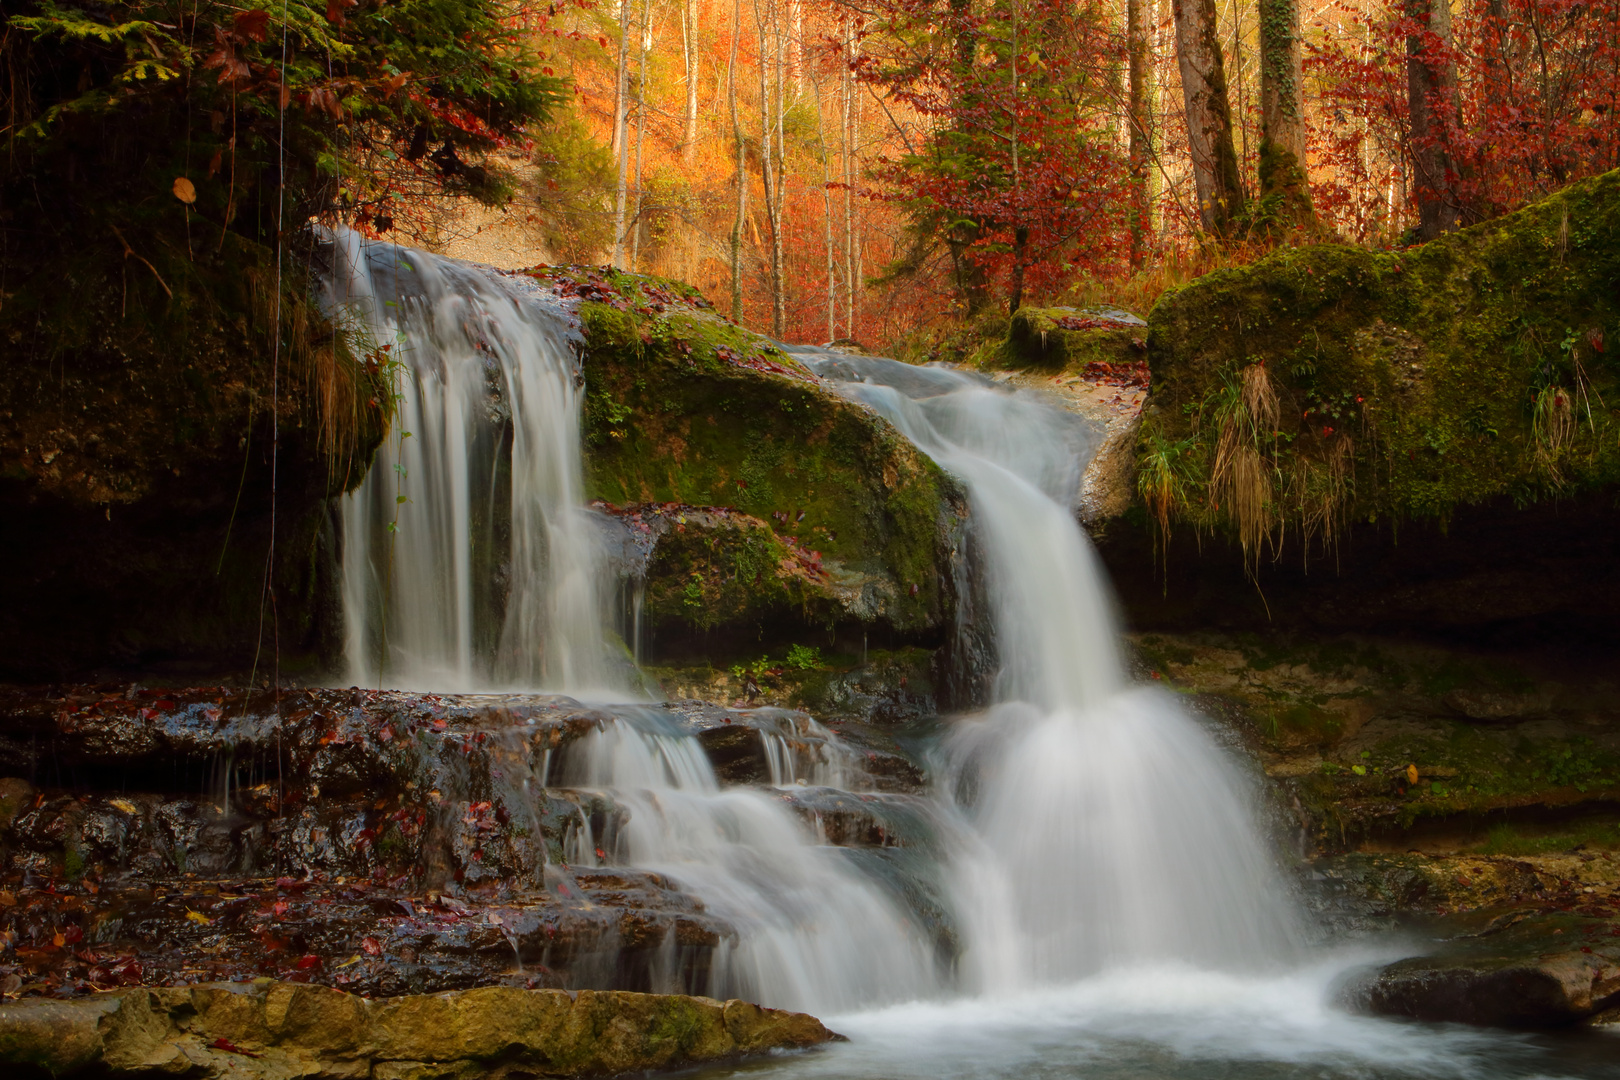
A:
[794,350,1305,989]
[322,229,614,693]
[318,233,1300,1018]
[560,710,939,1013]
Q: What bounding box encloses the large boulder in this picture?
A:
[529,267,970,660]
[1097,169,1620,643]
[0,980,839,1078]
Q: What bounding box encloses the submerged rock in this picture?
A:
[0,979,838,1078]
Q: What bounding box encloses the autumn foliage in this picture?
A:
[1308,0,1620,242]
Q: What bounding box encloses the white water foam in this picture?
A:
[323,229,614,693]
[562,711,940,1013]
[795,351,1305,989]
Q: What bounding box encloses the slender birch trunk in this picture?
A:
[610,0,632,267]
[728,0,747,321]
[682,0,700,164]
[1172,0,1246,236]
[756,0,785,337]
[630,0,651,271]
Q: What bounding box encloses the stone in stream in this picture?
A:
[0,979,840,1078]
[1340,910,1620,1027]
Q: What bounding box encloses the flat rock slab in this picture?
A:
[0,979,840,1078]
[1342,910,1620,1027]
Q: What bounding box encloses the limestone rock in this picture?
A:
[0,980,840,1078]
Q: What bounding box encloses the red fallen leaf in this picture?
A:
[325,0,358,24]
[295,954,322,970]
[62,925,83,944]
[273,900,290,916]
[361,937,382,956]
[377,725,394,743]
[212,1037,261,1058]
[594,847,607,859]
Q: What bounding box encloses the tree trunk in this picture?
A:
[682,0,700,165]
[729,0,746,321]
[630,0,651,272]
[1172,0,1246,236]
[1008,226,1029,316]
[610,0,632,267]
[814,74,837,342]
[1127,0,1152,267]
[1406,0,1461,239]
[757,0,784,336]
[843,23,860,340]
[1258,0,1315,230]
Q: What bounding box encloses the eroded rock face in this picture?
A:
[0,684,943,1001]
[0,979,839,1078]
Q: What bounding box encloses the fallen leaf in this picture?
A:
[335,954,362,969]
[171,177,196,204]
[211,1037,261,1058]
[1406,763,1420,785]
[295,954,322,970]
[185,909,212,926]
[360,936,382,956]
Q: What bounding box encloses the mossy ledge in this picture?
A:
[525,266,970,657]
[0,979,839,1079]
[1092,170,1620,643]
[1139,167,1620,537]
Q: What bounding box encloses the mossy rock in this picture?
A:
[534,267,968,644]
[1004,306,1145,369]
[1142,168,1620,529]
[0,221,388,680]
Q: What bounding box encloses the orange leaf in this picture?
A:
[172,177,196,204]
[326,0,358,24]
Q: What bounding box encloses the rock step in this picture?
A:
[0,979,839,1078]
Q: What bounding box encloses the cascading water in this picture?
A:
[560,711,939,1012]
[792,350,1305,988]
[319,233,1300,1018]
[300,241,1615,1080]
[323,228,613,692]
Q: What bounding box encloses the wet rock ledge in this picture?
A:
[0,979,839,1079]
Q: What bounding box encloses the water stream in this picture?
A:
[318,239,1618,1076]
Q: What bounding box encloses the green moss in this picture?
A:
[1140,169,1620,548]
[1004,307,1142,369]
[566,278,961,633]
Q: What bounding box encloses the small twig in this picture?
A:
[109,224,173,299]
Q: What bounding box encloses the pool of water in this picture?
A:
[691,959,1620,1080]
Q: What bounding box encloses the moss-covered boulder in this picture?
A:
[1141,168,1620,533]
[1003,306,1145,369]
[523,267,968,656]
[0,224,387,682]
[1096,170,1620,642]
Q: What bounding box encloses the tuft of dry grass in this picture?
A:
[1289,432,1355,568]
[1532,383,1575,480]
[1208,363,1280,572]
